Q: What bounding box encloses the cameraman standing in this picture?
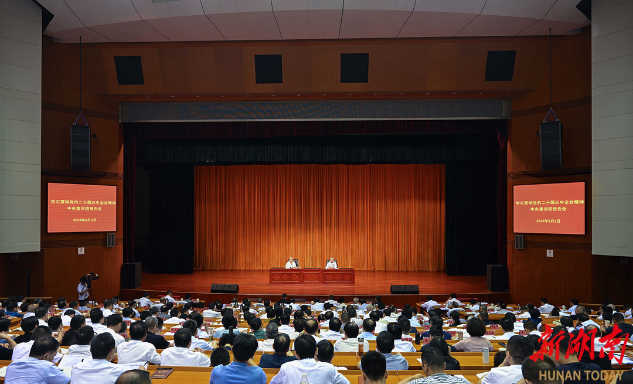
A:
[78,276,89,301]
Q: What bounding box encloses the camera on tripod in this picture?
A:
[85,272,99,288]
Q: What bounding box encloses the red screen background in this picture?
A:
[513,182,585,235]
[48,183,117,233]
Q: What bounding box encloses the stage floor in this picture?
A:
[139,270,489,296]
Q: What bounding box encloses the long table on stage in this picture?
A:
[269,268,355,284]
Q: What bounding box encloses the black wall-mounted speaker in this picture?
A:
[106,233,115,248]
[114,56,144,85]
[485,51,516,81]
[540,121,563,170]
[121,262,142,289]
[515,234,524,250]
[211,284,240,293]
[341,53,369,83]
[254,55,283,84]
[487,264,507,292]
[71,124,90,172]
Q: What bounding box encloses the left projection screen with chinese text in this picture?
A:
[48,183,117,233]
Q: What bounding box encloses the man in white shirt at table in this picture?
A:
[333,323,369,353]
[538,297,555,314]
[163,291,177,304]
[103,314,125,348]
[321,318,344,340]
[421,295,439,311]
[12,326,63,363]
[138,292,152,308]
[71,333,140,384]
[325,257,338,269]
[285,257,299,269]
[270,334,349,384]
[116,321,161,366]
[479,335,534,384]
[160,328,210,367]
[4,336,70,384]
[496,318,517,340]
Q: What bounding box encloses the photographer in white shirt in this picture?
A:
[77,276,89,301]
[285,257,299,269]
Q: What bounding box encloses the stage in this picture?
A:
[119,270,510,307]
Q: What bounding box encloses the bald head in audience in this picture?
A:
[115,370,152,384]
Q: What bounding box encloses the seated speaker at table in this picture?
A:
[285,257,300,269]
[325,257,338,269]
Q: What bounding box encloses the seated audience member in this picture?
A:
[560,316,575,332]
[567,299,579,314]
[293,319,306,335]
[478,310,494,326]
[270,334,349,384]
[322,318,344,340]
[211,347,231,367]
[493,351,506,367]
[360,351,388,384]
[103,314,125,347]
[303,319,323,343]
[157,305,170,321]
[469,299,480,311]
[422,316,452,340]
[550,308,560,317]
[4,302,23,318]
[35,307,50,326]
[77,301,90,312]
[114,370,151,384]
[520,355,561,384]
[163,308,181,324]
[422,296,440,311]
[548,327,602,384]
[250,318,265,339]
[401,347,470,384]
[316,339,346,370]
[121,307,134,322]
[445,293,461,307]
[497,317,516,339]
[160,328,210,367]
[181,319,212,351]
[334,323,369,353]
[360,318,378,340]
[71,333,138,384]
[48,316,63,335]
[213,315,240,339]
[14,316,38,344]
[0,325,17,360]
[65,326,94,358]
[525,335,542,353]
[480,335,534,384]
[370,311,387,333]
[62,315,85,346]
[453,318,494,352]
[210,333,266,384]
[4,336,70,384]
[399,318,415,338]
[144,316,170,350]
[61,309,75,327]
[450,310,466,325]
[12,326,61,362]
[117,321,161,365]
[421,326,457,353]
[429,338,460,370]
[102,300,114,317]
[523,320,541,336]
[538,298,554,314]
[602,312,633,338]
[388,322,416,352]
[494,302,509,315]
[163,290,176,304]
[577,325,611,370]
[89,308,107,334]
[278,314,299,339]
[138,292,152,308]
[359,331,408,370]
[190,312,209,339]
[218,331,236,350]
[258,322,278,351]
[259,334,296,368]
[527,309,543,327]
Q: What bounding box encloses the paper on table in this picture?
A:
[476,372,488,379]
[0,366,7,378]
[582,320,600,328]
[611,354,633,365]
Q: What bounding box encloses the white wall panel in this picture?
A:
[0,1,41,254]
[592,0,633,257]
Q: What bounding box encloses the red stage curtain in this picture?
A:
[194,164,445,271]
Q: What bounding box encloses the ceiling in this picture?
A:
[37,0,590,43]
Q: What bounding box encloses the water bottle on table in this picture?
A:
[300,373,309,384]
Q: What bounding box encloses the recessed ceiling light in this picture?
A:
[400,93,403,95]
[479,93,482,95]
[196,95,199,98]
[246,95,250,97]
[121,96,124,98]
[171,95,174,97]
[323,94,326,96]
[348,94,352,96]
[272,95,275,97]
[221,95,225,97]
[297,94,301,96]
[426,93,430,95]
[506,92,510,94]
[452,93,456,95]
[146,96,149,99]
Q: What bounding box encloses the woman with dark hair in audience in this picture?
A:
[453,318,494,352]
[450,310,466,325]
[62,314,86,346]
[218,329,236,351]
[429,338,460,370]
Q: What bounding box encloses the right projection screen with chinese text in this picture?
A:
[513,182,585,235]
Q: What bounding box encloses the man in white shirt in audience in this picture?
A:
[270,334,349,384]
[469,299,480,312]
[278,314,299,339]
[89,309,107,334]
[12,326,62,363]
[403,347,470,384]
[71,333,140,384]
[35,307,49,326]
[181,320,213,351]
[117,321,161,366]
[388,323,416,352]
[360,318,377,340]
[163,291,176,304]
[321,318,344,340]
[4,336,70,384]
[496,318,516,340]
[101,300,114,317]
[445,294,461,307]
[359,332,409,371]
[333,323,369,353]
[103,314,125,348]
[285,257,299,269]
[325,257,338,269]
[567,299,579,314]
[138,293,152,308]
[160,328,210,367]
[203,302,222,318]
[163,308,182,324]
[538,297,554,314]
[311,298,324,312]
[61,310,75,327]
[64,326,94,359]
[325,295,339,306]
[258,322,278,351]
[421,296,439,311]
[479,335,534,384]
